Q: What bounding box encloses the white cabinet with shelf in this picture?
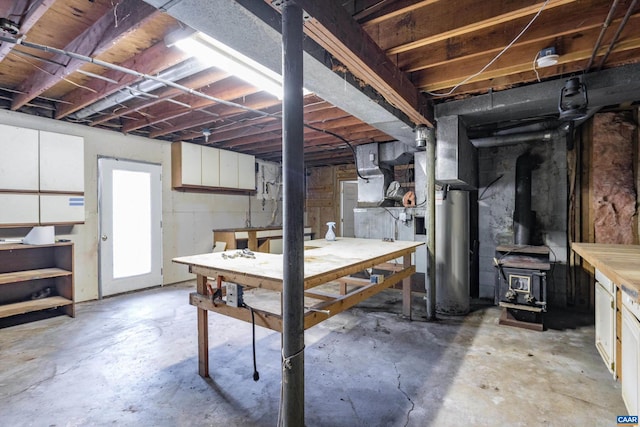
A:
[219,150,238,188]
[0,194,40,226]
[238,152,256,190]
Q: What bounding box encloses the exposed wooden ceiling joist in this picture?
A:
[285,0,433,126]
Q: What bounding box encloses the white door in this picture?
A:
[622,306,640,414]
[595,281,615,377]
[98,158,162,297]
[340,180,358,237]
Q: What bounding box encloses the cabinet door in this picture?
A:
[178,142,202,186]
[0,194,39,225]
[595,282,615,376]
[201,146,220,187]
[219,150,239,188]
[0,124,39,191]
[622,306,640,414]
[39,131,84,192]
[40,195,85,224]
[238,153,256,190]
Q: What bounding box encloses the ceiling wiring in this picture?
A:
[426,0,551,97]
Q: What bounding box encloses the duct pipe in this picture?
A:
[425,128,436,321]
[513,153,542,245]
[280,2,304,426]
[470,130,559,148]
[71,57,211,119]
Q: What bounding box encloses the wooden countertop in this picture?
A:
[572,243,640,300]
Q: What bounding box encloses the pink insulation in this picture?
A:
[592,112,637,244]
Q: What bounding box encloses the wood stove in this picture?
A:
[495,245,550,331]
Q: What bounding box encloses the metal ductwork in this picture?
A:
[356,141,420,206]
[470,129,560,148]
[70,57,211,120]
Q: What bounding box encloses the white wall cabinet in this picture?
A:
[39,131,84,192]
[0,124,39,191]
[172,141,254,192]
[0,126,84,227]
[201,145,220,187]
[0,194,40,225]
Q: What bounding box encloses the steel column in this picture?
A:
[281,2,305,426]
[425,133,437,320]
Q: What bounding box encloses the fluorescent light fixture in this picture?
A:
[168,30,309,99]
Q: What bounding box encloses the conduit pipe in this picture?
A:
[585,0,621,71]
[597,0,639,70]
[0,34,275,120]
[71,57,211,119]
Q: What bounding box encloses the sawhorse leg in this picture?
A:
[196,274,209,377]
[402,254,412,319]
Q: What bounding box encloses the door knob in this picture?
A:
[101,234,108,241]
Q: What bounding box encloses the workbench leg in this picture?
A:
[196,274,209,378]
[402,255,412,319]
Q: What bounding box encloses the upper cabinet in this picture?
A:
[0,125,85,227]
[39,131,84,193]
[0,124,39,191]
[172,141,254,192]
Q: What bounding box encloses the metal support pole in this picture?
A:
[425,130,437,320]
[281,2,305,426]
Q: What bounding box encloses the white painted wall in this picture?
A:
[0,110,282,302]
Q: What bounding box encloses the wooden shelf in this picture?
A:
[0,268,71,285]
[0,296,72,319]
[0,242,75,321]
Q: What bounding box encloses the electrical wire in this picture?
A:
[478,174,504,201]
[303,123,368,180]
[242,302,260,382]
[426,0,551,97]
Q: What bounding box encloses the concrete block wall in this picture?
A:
[477,136,568,306]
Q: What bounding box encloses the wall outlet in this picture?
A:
[226,282,244,307]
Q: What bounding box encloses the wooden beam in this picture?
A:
[56,41,189,119]
[366,0,576,54]
[356,0,439,24]
[0,0,53,62]
[398,0,627,73]
[12,0,158,110]
[288,0,432,126]
[190,292,283,332]
[415,32,640,93]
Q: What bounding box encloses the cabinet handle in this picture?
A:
[101,234,108,241]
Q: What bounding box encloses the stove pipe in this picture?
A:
[513,152,541,245]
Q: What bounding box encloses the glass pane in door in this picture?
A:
[112,169,151,278]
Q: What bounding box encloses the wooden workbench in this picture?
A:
[572,243,640,300]
[173,237,423,377]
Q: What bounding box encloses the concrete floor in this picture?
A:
[0,281,627,426]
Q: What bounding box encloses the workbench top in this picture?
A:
[173,237,423,288]
[572,243,640,300]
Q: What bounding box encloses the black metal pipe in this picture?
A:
[585,0,620,71]
[513,153,543,245]
[281,2,305,426]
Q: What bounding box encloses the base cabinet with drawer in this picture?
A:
[0,242,75,321]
